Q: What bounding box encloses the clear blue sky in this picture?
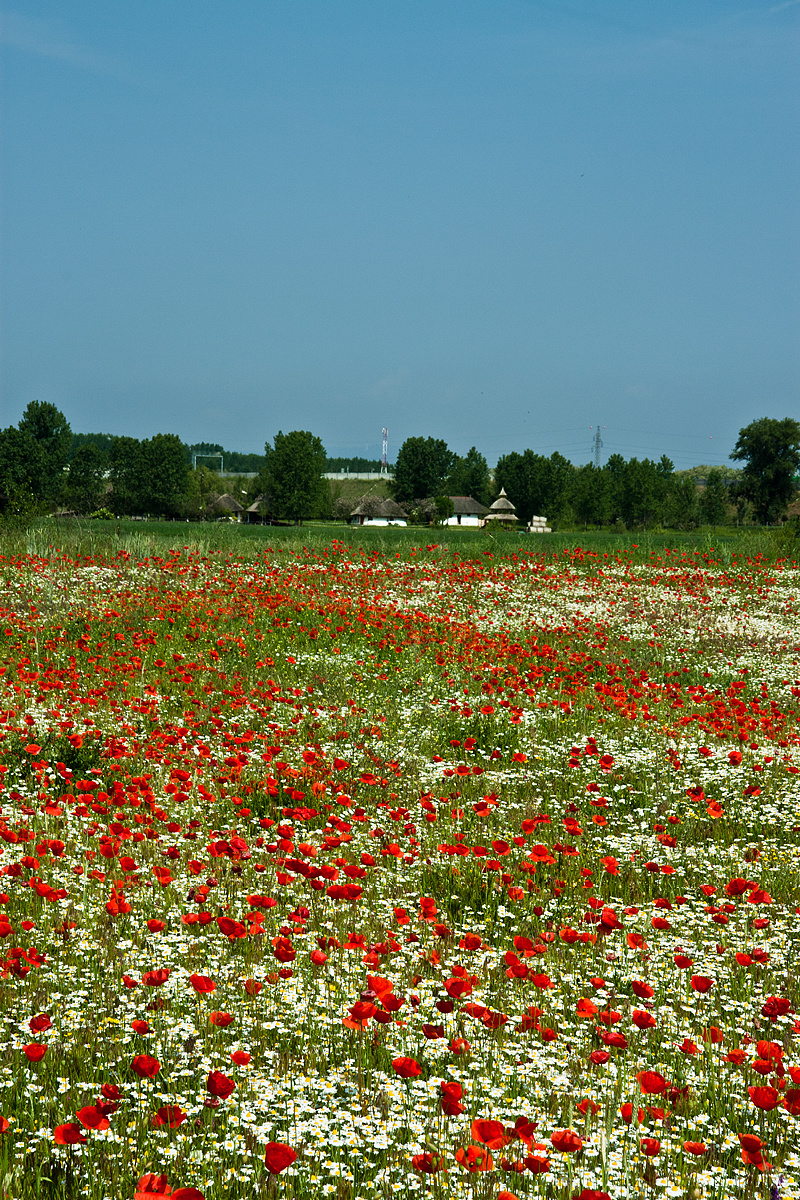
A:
[1,1,798,469]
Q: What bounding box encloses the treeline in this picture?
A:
[1,403,798,527]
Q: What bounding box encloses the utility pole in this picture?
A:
[381,428,388,475]
[592,426,604,469]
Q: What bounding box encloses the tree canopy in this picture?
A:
[730,417,800,524]
[391,437,456,504]
[261,430,328,524]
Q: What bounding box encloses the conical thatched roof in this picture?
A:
[488,487,516,512]
[483,487,519,524]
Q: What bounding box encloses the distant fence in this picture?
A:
[324,472,393,481]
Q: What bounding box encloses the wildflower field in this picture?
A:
[0,528,799,1200]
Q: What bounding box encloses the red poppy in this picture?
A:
[455,1144,493,1171]
[147,919,166,933]
[171,1191,205,1200]
[392,1056,421,1078]
[151,1105,187,1129]
[440,1080,464,1115]
[0,1117,9,1133]
[142,968,170,987]
[76,1105,110,1130]
[683,1141,706,1156]
[640,1138,660,1156]
[264,1142,297,1174]
[134,1175,171,1199]
[412,1150,447,1174]
[471,1118,508,1148]
[690,975,714,993]
[130,1054,160,1079]
[632,1010,656,1030]
[209,1011,233,1027]
[230,1050,251,1066]
[28,1014,52,1033]
[206,1070,235,1099]
[188,973,216,993]
[550,1129,582,1153]
[131,1020,151,1034]
[54,1123,87,1145]
[524,1154,550,1173]
[22,1044,47,1062]
[749,1085,781,1111]
[637,1070,666,1094]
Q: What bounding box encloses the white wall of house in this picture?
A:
[445,514,483,527]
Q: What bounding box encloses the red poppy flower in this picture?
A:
[690,975,714,993]
[134,1175,172,1200]
[146,919,166,933]
[230,1050,251,1066]
[637,1071,666,1094]
[171,1191,205,1200]
[455,1144,493,1171]
[683,1141,706,1156]
[640,1137,660,1156]
[749,1085,781,1111]
[392,1056,421,1078]
[28,1014,52,1033]
[440,1080,464,1115]
[632,1010,657,1030]
[130,1054,160,1079]
[76,1105,110,1130]
[471,1118,509,1148]
[412,1152,446,1173]
[188,973,216,993]
[132,1020,151,1035]
[524,1154,550,1173]
[22,1044,47,1062]
[151,1105,187,1129]
[54,1123,87,1145]
[0,1117,9,1133]
[206,1070,235,1099]
[264,1142,297,1174]
[550,1129,582,1153]
[209,1011,233,1027]
[142,968,170,987]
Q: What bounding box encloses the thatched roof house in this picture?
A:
[446,496,489,526]
[208,493,243,520]
[350,498,407,526]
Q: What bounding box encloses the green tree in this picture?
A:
[390,437,456,504]
[571,464,612,528]
[699,469,728,529]
[261,430,328,524]
[665,474,700,530]
[495,449,575,523]
[143,434,189,517]
[108,436,145,515]
[730,417,800,524]
[446,446,491,505]
[64,443,108,514]
[17,401,72,501]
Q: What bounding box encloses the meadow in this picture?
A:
[0,522,798,1200]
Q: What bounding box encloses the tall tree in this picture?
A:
[446,446,491,505]
[143,434,189,517]
[17,401,72,501]
[699,469,728,529]
[261,430,328,524]
[730,417,800,524]
[64,443,108,514]
[391,437,455,503]
[108,436,145,515]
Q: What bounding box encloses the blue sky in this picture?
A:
[1,1,797,468]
